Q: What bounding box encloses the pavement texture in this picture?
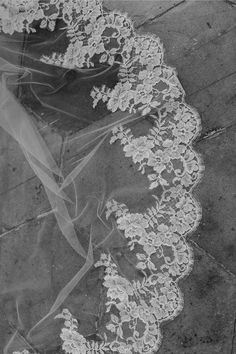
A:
[0,1,236,353]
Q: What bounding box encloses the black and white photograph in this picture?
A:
[0,1,235,353]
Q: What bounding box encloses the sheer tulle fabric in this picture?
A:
[0,1,203,353]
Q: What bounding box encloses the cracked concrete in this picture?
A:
[136,0,186,29]
[225,0,236,7]
[231,316,236,354]
[188,70,236,98]
[190,240,236,278]
[104,0,185,27]
[0,1,236,353]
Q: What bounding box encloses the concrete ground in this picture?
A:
[0,1,236,353]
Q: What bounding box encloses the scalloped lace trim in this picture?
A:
[1,1,204,353]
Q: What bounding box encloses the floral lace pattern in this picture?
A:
[0,1,203,353]
[0,0,59,33]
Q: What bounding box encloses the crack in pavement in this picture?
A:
[196,127,227,142]
[0,175,36,197]
[136,0,186,29]
[225,0,236,7]
[0,216,36,239]
[196,121,236,143]
[231,315,236,354]
[190,240,236,278]
[0,208,56,239]
[187,70,236,98]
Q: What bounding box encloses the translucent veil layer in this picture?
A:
[0,1,203,353]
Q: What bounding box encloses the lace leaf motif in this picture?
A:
[0,1,203,353]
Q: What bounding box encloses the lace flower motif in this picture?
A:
[0,0,60,33]
[55,308,111,353]
[2,1,203,353]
